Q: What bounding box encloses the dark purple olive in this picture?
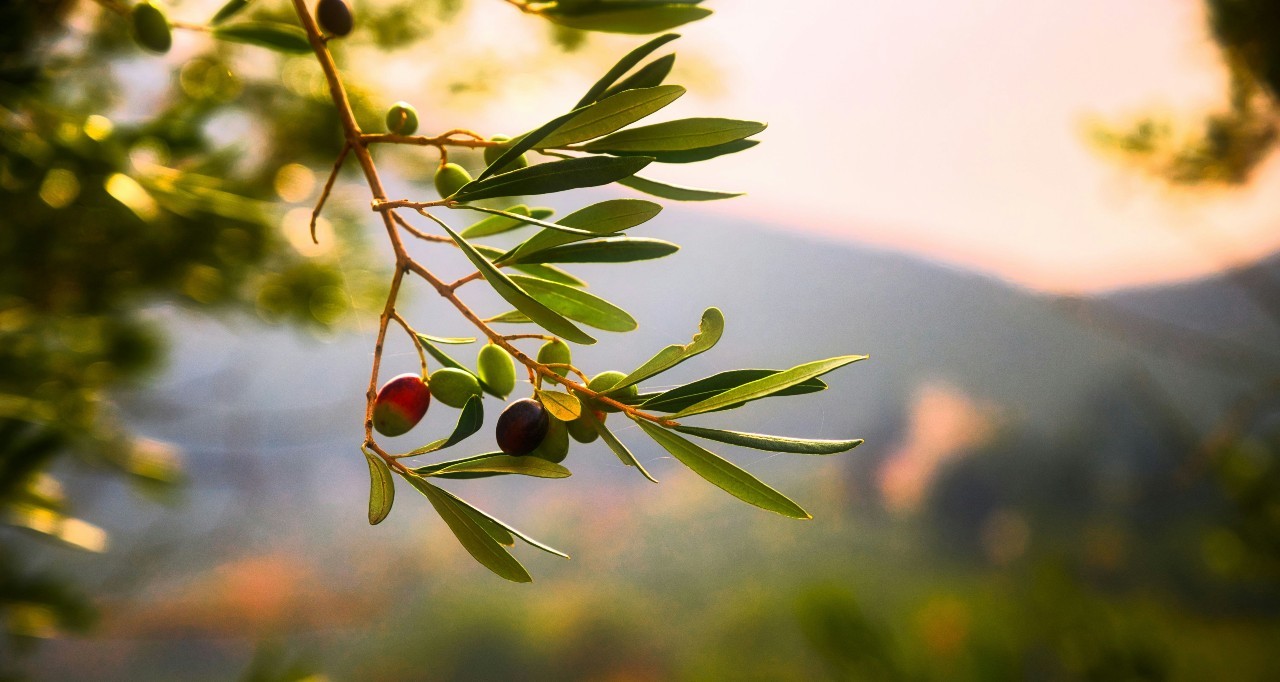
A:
[317,0,353,37]
[496,398,549,456]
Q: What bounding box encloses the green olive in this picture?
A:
[434,162,472,199]
[587,370,636,413]
[529,416,569,463]
[536,338,572,377]
[428,367,482,408]
[566,408,602,443]
[132,2,172,54]
[476,344,516,398]
[385,101,419,136]
[483,135,529,174]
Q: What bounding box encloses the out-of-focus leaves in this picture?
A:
[210,0,252,25]
[212,23,312,54]
[635,420,811,519]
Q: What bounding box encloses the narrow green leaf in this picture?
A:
[406,396,484,455]
[210,0,252,25]
[608,307,723,393]
[509,275,637,332]
[415,334,502,396]
[583,408,658,483]
[544,4,712,35]
[607,139,760,164]
[673,426,863,455]
[576,33,680,108]
[432,485,570,558]
[212,22,311,54]
[671,355,867,418]
[487,310,533,324]
[475,109,584,182]
[635,420,810,519]
[460,204,532,238]
[433,454,572,479]
[584,118,766,153]
[419,334,477,345]
[439,223,596,345]
[364,449,395,525]
[474,244,586,288]
[451,155,653,202]
[641,369,827,413]
[537,389,582,421]
[539,86,686,149]
[500,199,661,264]
[618,174,743,201]
[455,204,602,238]
[600,54,676,100]
[413,452,499,477]
[406,477,532,582]
[510,238,678,265]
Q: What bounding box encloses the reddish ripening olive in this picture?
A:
[434,162,472,199]
[483,135,529,174]
[496,398,549,456]
[587,370,636,413]
[529,416,569,463]
[429,367,482,408]
[373,373,430,437]
[316,0,354,37]
[131,2,172,54]
[385,101,419,135]
[476,344,516,398]
[566,408,603,444]
[537,338,572,377]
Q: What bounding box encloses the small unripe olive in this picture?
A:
[483,135,529,174]
[428,367,482,408]
[587,370,636,413]
[536,338,572,377]
[385,101,419,135]
[529,416,569,463]
[566,408,603,444]
[496,398,549,456]
[476,344,516,398]
[131,2,172,54]
[316,0,354,37]
[373,373,430,437]
[434,162,472,199]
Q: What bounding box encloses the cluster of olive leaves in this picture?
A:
[127,0,866,582]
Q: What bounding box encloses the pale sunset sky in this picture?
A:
[345,1,1280,292]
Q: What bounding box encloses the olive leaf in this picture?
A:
[542,3,712,35]
[617,174,743,201]
[431,483,570,558]
[475,108,584,182]
[507,238,678,265]
[439,223,597,345]
[487,311,533,324]
[428,454,572,479]
[364,448,395,525]
[634,420,811,519]
[500,199,662,264]
[670,355,867,418]
[210,0,252,25]
[606,307,723,393]
[460,204,534,238]
[599,54,676,100]
[576,33,681,107]
[608,139,761,164]
[640,369,827,413]
[672,426,864,455]
[212,22,311,54]
[405,396,484,456]
[405,476,531,582]
[453,155,653,202]
[509,275,638,332]
[418,334,476,345]
[581,408,658,483]
[583,118,766,153]
[536,389,583,421]
[539,85,686,149]
[474,244,586,288]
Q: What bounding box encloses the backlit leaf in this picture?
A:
[599,54,676,100]
[539,85,686,149]
[500,199,661,263]
[544,4,712,35]
[364,449,394,525]
[405,476,531,582]
[641,369,827,413]
[670,355,867,418]
[618,174,742,201]
[582,408,657,483]
[452,155,653,202]
[510,274,637,332]
[509,237,678,264]
[405,396,484,455]
[213,22,311,54]
[607,307,723,393]
[537,389,583,421]
[673,426,864,455]
[576,33,681,107]
[583,118,766,153]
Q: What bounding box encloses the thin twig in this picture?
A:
[312,143,350,243]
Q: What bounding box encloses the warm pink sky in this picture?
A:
[362,1,1280,293]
